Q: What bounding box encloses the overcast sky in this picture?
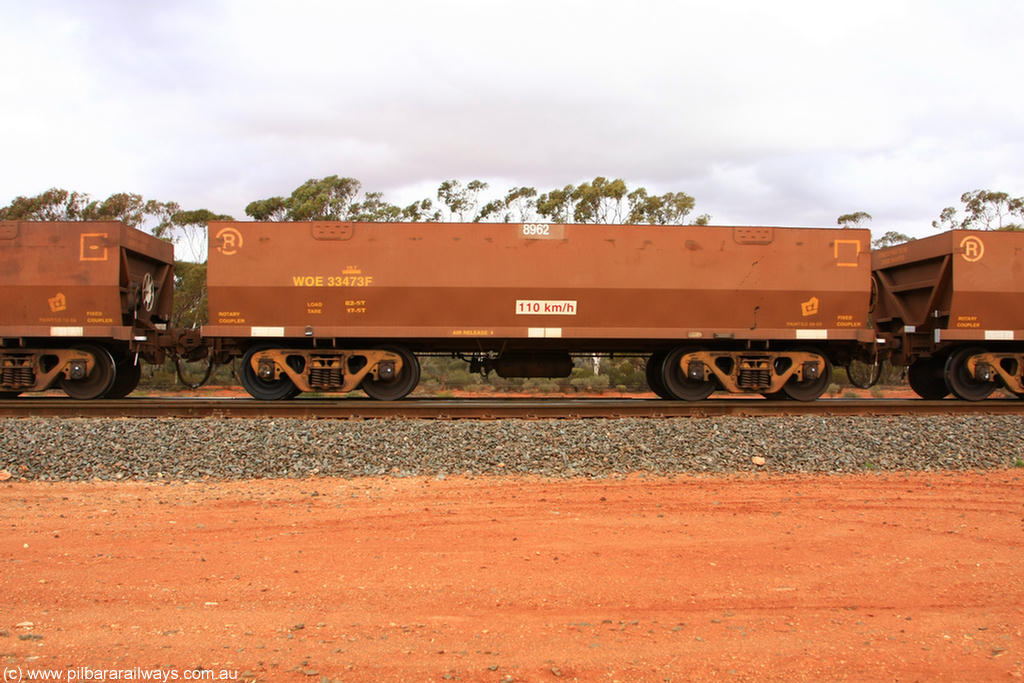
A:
[2,0,1021,240]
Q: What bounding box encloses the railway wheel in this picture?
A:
[661,347,716,401]
[645,351,673,399]
[362,346,420,400]
[105,355,142,399]
[945,346,997,401]
[240,345,299,400]
[780,350,832,402]
[907,357,949,400]
[60,345,117,400]
[846,358,881,389]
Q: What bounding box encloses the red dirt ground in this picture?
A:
[2,472,1023,682]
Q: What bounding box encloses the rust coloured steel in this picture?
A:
[0,221,173,343]
[873,229,1024,399]
[0,221,175,397]
[205,221,875,348]
[874,229,1024,343]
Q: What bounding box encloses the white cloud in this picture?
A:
[2,0,1022,241]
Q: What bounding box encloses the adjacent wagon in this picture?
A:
[0,220,175,398]
[873,229,1024,399]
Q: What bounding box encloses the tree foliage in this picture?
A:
[245,176,443,223]
[172,260,208,328]
[436,179,488,221]
[348,191,404,222]
[837,211,872,229]
[239,174,710,226]
[399,198,442,222]
[0,188,95,222]
[287,175,361,221]
[571,176,627,223]
[933,190,1024,231]
[535,184,577,223]
[502,186,539,223]
[628,188,698,225]
[244,176,361,221]
[244,196,287,221]
[476,186,543,223]
[0,187,181,233]
[533,177,707,225]
[872,231,913,248]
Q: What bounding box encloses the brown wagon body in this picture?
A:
[873,229,1024,399]
[206,221,873,400]
[0,221,174,398]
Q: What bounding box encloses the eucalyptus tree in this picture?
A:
[837,211,873,229]
[571,177,628,223]
[244,196,287,221]
[244,175,361,221]
[0,188,181,234]
[286,175,362,220]
[627,188,698,225]
[933,189,1024,231]
[436,179,488,221]
[871,231,913,248]
[400,198,442,222]
[347,191,404,222]
[0,187,90,221]
[535,184,577,223]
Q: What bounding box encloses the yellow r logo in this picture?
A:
[960,235,984,262]
[215,227,244,255]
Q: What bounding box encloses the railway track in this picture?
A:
[1,397,1023,419]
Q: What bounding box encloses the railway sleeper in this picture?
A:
[678,349,829,396]
[246,348,405,394]
[0,348,106,393]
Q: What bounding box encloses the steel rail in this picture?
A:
[1,397,1023,419]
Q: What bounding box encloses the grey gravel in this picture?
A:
[0,416,1022,482]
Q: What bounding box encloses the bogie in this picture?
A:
[237,345,420,400]
[655,347,833,401]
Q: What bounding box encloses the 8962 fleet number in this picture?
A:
[520,223,564,240]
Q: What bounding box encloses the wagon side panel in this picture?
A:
[205,221,871,347]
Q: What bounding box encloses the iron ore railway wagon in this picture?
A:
[0,221,178,399]
[873,229,1024,400]
[203,220,875,401]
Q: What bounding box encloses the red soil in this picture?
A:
[2,471,1022,682]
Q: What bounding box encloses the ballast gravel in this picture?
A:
[1,415,1021,481]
